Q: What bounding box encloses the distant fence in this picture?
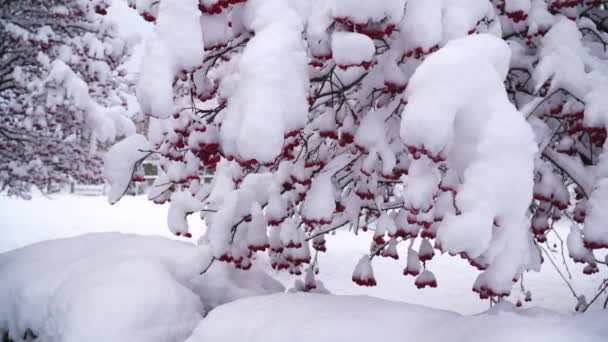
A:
[68,158,214,197]
[71,183,106,196]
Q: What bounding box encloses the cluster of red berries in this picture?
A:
[406,145,446,163]
[352,274,377,287]
[94,5,107,15]
[198,0,247,15]
[506,10,528,23]
[383,81,407,94]
[467,20,482,35]
[312,239,327,252]
[475,285,509,299]
[337,60,374,71]
[414,276,437,289]
[549,0,582,10]
[174,231,193,238]
[334,17,397,39]
[285,253,311,266]
[403,45,439,60]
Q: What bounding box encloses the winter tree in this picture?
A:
[107,0,608,306]
[0,0,135,198]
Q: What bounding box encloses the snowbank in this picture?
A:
[187,293,608,342]
[1,195,606,315]
[0,233,283,342]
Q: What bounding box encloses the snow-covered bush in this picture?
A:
[108,0,608,304]
[0,0,135,198]
[187,293,608,342]
[0,233,283,341]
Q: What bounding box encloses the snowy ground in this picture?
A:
[1,194,606,314]
[189,293,608,342]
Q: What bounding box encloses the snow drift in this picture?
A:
[0,233,283,342]
[188,293,608,342]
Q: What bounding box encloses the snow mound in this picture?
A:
[0,233,283,342]
[187,293,608,342]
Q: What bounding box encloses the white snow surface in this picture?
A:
[331,31,375,66]
[136,0,204,119]
[187,293,608,342]
[0,231,283,342]
[1,195,606,316]
[219,0,309,162]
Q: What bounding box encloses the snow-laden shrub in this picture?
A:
[0,233,283,342]
[107,0,608,303]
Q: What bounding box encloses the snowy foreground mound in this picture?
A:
[1,233,606,342]
[0,233,283,342]
[190,293,608,342]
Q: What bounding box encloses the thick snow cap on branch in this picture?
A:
[532,18,588,98]
[331,32,375,67]
[400,0,494,51]
[104,134,151,204]
[505,0,531,13]
[401,34,538,295]
[400,0,443,51]
[328,0,406,23]
[137,0,204,118]
[45,60,135,142]
[302,173,336,224]
[219,0,308,163]
[188,293,608,342]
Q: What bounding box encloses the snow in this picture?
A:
[103,134,152,204]
[155,0,204,72]
[9,2,603,340]
[328,0,406,23]
[583,143,608,248]
[354,108,396,175]
[567,224,595,265]
[136,0,204,119]
[136,38,175,118]
[415,269,438,288]
[0,195,604,315]
[401,34,540,296]
[167,191,205,236]
[331,31,375,67]
[0,232,283,342]
[404,244,421,276]
[187,293,608,342]
[400,0,443,51]
[442,0,493,40]
[506,0,532,13]
[351,255,376,286]
[266,189,288,225]
[301,173,335,223]
[219,0,309,163]
[533,18,588,97]
[44,60,135,143]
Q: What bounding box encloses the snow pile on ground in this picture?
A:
[187,293,608,342]
[0,195,605,314]
[0,233,283,342]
